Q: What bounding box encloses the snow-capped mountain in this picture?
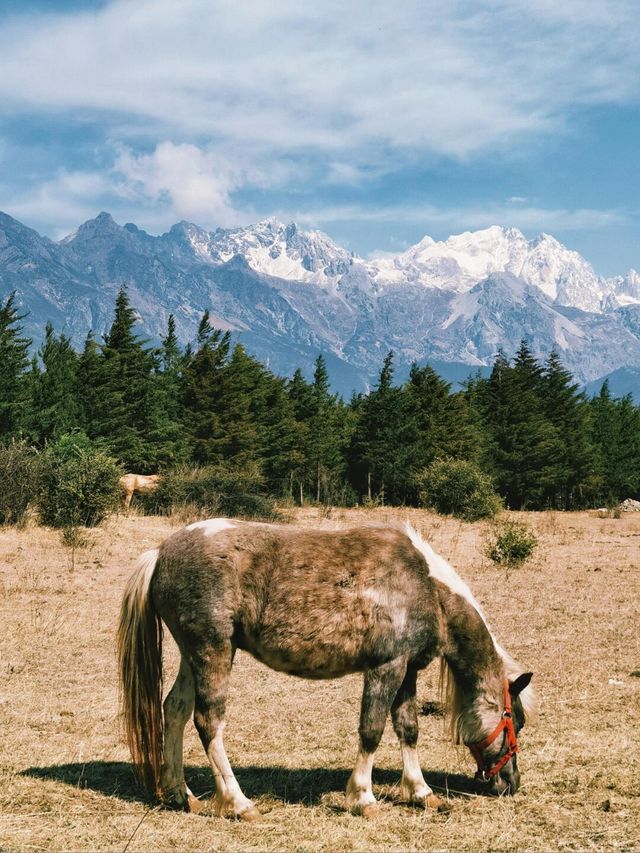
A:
[1,210,639,397]
[605,269,640,308]
[351,226,604,313]
[171,218,353,287]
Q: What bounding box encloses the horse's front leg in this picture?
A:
[346,656,408,817]
[391,666,449,812]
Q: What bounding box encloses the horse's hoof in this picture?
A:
[425,794,451,813]
[160,791,193,812]
[187,794,206,814]
[360,803,380,819]
[239,805,262,822]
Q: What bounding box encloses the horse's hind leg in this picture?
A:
[391,666,447,811]
[346,656,408,817]
[160,656,201,812]
[191,639,260,821]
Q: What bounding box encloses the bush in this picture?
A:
[37,432,121,528]
[139,461,279,521]
[416,457,502,521]
[0,441,41,526]
[486,520,538,568]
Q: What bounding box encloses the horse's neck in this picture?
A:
[438,583,504,743]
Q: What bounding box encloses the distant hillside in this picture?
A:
[1,210,639,397]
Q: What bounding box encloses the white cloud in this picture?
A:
[295,201,628,235]
[112,142,241,223]
[0,0,638,162]
[0,0,638,247]
[1,142,255,234]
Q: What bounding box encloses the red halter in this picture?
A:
[467,679,518,781]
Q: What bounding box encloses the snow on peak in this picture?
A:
[168,217,611,313]
[604,268,640,308]
[520,234,602,309]
[368,225,530,292]
[182,219,353,286]
[366,224,605,312]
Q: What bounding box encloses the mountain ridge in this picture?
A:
[1,209,639,398]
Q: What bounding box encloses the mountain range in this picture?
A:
[1,209,639,398]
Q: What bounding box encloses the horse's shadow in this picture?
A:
[21,761,479,807]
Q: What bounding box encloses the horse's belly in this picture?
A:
[239,616,405,679]
[247,645,362,679]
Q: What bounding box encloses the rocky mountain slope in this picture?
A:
[1,210,639,396]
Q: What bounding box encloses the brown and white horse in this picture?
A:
[117,519,536,820]
[119,473,161,511]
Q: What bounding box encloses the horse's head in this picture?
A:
[467,671,533,795]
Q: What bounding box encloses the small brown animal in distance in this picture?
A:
[119,473,161,511]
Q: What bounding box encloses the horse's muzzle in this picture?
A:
[482,756,520,796]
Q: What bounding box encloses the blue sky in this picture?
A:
[0,0,638,275]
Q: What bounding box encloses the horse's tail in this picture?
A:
[117,548,164,796]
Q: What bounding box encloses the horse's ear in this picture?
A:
[509,672,533,698]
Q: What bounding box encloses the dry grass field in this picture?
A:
[0,506,638,852]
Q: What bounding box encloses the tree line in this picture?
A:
[1,289,638,510]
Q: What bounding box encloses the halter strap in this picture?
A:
[467,679,518,781]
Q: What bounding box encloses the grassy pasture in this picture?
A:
[0,507,638,852]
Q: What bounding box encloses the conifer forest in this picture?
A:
[1,288,639,512]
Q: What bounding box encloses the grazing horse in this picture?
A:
[118,520,537,820]
[119,473,161,511]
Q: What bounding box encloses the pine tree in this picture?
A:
[349,351,412,504]
[610,395,640,498]
[213,344,267,466]
[542,350,596,507]
[161,314,180,373]
[0,292,31,439]
[309,355,332,502]
[88,289,165,470]
[286,368,315,504]
[304,355,351,504]
[261,376,305,497]
[25,322,80,444]
[404,364,480,498]
[479,343,562,508]
[182,314,231,464]
[152,314,189,465]
[77,330,103,437]
[591,384,640,501]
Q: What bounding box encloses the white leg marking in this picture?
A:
[346,750,376,814]
[399,744,432,802]
[207,722,256,817]
[185,518,236,536]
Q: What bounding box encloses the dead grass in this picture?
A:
[0,507,639,852]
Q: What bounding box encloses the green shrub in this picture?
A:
[486,520,538,568]
[37,432,121,528]
[416,457,502,521]
[139,461,279,521]
[0,441,41,526]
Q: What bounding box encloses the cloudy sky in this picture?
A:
[0,0,638,274]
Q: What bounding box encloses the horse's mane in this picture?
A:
[404,523,538,739]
